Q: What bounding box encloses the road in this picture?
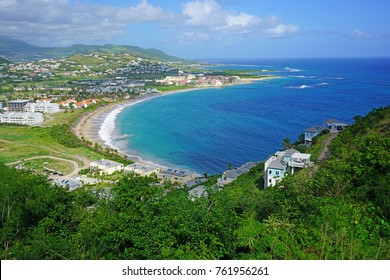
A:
[6,155,82,179]
[1,138,90,179]
[318,133,338,162]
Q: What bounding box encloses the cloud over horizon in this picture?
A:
[0,0,300,47]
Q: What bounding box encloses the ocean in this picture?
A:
[103,58,390,175]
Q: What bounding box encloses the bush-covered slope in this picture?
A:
[1,106,389,260]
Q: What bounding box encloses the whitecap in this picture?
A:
[285,67,302,72]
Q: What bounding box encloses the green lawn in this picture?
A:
[10,157,74,175]
[0,125,102,165]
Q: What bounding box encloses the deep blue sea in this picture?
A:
[114,58,390,175]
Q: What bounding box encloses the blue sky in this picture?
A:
[1,0,389,58]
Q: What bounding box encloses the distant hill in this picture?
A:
[0,36,185,63]
[0,56,10,64]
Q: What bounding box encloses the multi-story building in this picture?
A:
[304,126,324,146]
[7,99,32,112]
[0,112,44,125]
[24,102,60,113]
[157,168,197,185]
[90,159,124,175]
[124,163,161,176]
[264,148,313,188]
[217,162,258,187]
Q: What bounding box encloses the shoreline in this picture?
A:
[72,77,278,168]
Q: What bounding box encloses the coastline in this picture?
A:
[72,77,278,168]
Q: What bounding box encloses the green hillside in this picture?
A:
[0,36,185,62]
[0,106,389,260]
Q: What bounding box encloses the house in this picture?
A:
[157,168,197,185]
[124,163,160,176]
[304,126,324,146]
[186,178,208,188]
[217,162,258,187]
[73,101,88,109]
[324,119,347,132]
[188,185,207,200]
[57,99,77,108]
[90,159,124,175]
[36,98,52,103]
[53,178,82,191]
[264,148,313,188]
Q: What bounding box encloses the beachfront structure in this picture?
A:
[304,126,324,146]
[53,178,82,191]
[264,148,313,188]
[7,99,32,112]
[24,102,60,113]
[186,178,208,188]
[157,168,197,185]
[124,163,161,176]
[0,112,44,125]
[90,159,124,175]
[188,185,207,200]
[324,119,347,132]
[217,162,258,187]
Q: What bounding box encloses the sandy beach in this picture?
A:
[72,87,211,164]
[71,77,278,165]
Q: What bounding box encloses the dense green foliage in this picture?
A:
[49,124,82,148]
[1,107,389,260]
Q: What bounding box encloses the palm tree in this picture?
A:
[283,137,291,149]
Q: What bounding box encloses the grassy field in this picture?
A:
[9,157,74,175]
[0,125,102,166]
[43,109,85,126]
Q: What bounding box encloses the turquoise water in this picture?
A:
[114,58,390,174]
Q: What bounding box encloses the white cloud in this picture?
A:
[180,0,299,40]
[265,23,300,38]
[0,0,173,46]
[351,29,367,38]
[350,28,378,39]
[111,0,174,23]
[175,31,211,44]
[349,28,390,40]
[182,0,223,27]
[0,0,300,47]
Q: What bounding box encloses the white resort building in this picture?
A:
[124,163,161,176]
[24,102,60,113]
[90,159,124,175]
[0,112,44,125]
[157,168,197,185]
[264,148,313,188]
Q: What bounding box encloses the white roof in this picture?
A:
[292,153,311,160]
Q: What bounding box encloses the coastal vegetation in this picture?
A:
[1,106,389,260]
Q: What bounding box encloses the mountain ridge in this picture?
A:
[0,36,185,63]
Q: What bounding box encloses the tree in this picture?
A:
[283,137,291,149]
